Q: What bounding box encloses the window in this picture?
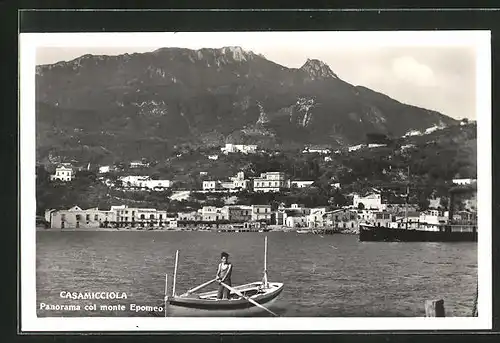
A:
[61,214,66,220]
[76,214,81,221]
[140,214,145,219]
[94,214,98,220]
[86,214,90,221]
[150,214,154,219]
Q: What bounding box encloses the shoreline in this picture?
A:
[37,227,358,234]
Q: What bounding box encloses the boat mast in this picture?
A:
[263,236,268,288]
[405,166,410,230]
[172,250,179,297]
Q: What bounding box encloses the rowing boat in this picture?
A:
[163,236,284,317]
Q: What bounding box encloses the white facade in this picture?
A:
[50,166,74,182]
[291,180,315,188]
[452,178,476,185]
[130,160,148,168]
[49,206,116,229]
[221,144,258,154]
[348,144,365,152]
[203,171,251,191]
[251,205,272,222]
[253,172,290,192]
[302,148,331,154]
[98,165,111,174]
[368,143,387,148]
[353,193,385,210]
[120,176,172,190]
[286,215,308,228]
[307,207,327,227]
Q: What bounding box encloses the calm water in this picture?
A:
[36,231,477,317]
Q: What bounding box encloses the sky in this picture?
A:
[34,32,481,120]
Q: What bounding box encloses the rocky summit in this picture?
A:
[35,46,456,162]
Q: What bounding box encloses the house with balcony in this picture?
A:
[253,171,290,193]
[251,205,272,223]
[50,165,74,182]
[223,205,252,222]
[201,206,226,222]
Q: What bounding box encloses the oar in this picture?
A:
[219,281,278,317]
[180,278,218,297]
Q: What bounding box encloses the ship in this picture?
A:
[358,169,477,242]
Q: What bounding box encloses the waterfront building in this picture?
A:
[307,207,328,228]
[251,205,272,223]
[322,208,359,231]
[201,206,225,221]
[222,205,252,222]
[49,205,116,229]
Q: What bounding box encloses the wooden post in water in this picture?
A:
[425,299,445,317]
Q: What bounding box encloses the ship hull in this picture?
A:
[359,224,477,242]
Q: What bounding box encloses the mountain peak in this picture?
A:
[300,58,338,80]
[219,46,254,62]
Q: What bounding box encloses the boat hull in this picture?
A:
[359,224,477,242]
[165,282,284,317]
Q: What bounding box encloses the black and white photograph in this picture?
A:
[20,31,491,331]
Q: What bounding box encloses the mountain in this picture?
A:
[35,46,457,164]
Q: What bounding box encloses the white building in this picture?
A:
[208,155,219,160]
[348,144,365,152]
[368,143,387,149]
[50,166,74,182]
[452,178,476,185]
[253,172,290,192]
[251,205,272,222]
[221,143,258,154]
[130,160,148,168]
[202,171,251,191]
[291,180,315,188]
[302,147,331,154]
[98,165,111,174]
[307,207,327,228]
[49,205,117,229]
[119,176,172,190]
[201,206,226,221]
[353,192,385,210]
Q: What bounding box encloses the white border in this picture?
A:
[20,31,492,332]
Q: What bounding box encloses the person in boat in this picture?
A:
[216,251,233,299]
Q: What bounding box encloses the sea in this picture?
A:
[36,231,478,317]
